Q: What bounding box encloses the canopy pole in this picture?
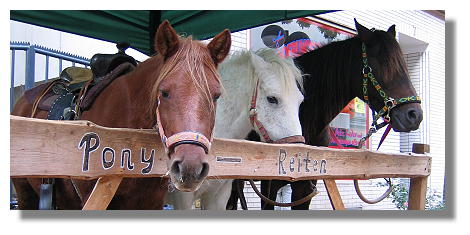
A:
[148,10,162,55]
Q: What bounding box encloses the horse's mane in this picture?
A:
[296,36,360,139]
[221,49,303,98]
[373,31,409,83]
[148,36,221,116]
[255,48,304,95]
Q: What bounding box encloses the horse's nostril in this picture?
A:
[171,160,182,175]
[198,162,210,181]
[408,110,418,121]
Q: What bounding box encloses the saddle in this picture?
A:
[25,42,137,120]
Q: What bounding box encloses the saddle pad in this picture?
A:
[61,67,93,85]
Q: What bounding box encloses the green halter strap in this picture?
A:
[358,42,421,149]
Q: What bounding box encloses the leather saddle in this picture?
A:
[24,42,137,120]
[89,42,137,79]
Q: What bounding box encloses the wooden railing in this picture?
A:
[10,115,431,210]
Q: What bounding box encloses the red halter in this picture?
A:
[155,99,212,154]
[248,80,305,144]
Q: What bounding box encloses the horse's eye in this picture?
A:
[213,94,221,101]
[267,96,278,104]
[161,90,170,98]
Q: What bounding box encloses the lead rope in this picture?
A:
[333,127,392,204]
[249,180,318,208]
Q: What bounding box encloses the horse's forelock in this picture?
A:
[254,49,304,97]
[376,32,409,83]
[149,36,222,115]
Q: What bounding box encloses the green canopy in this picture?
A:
[10,10,334,55]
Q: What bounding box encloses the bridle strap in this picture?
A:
[249,79,274,143]
[359,42,421,149]
[248,79,305,144]
[164,131,211,154]
[155,99,212,154]
[273,135,305,144]
[247,79,309,208]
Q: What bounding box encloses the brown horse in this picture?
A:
[11,21,231,209]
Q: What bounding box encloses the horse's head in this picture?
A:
[248,49,305,143]
[355,19,423,132]
[152,21,231,191]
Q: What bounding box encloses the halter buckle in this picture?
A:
[385,97,397,110]
[249,108,257,117]
[362,65,372,75]
[383,115,391,122]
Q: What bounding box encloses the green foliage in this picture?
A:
[425,189,446,210]
[296,20,311,29]
[318,27,339,41]
[376,181,445,210]
[281,20,293,24]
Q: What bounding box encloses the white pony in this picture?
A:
[164,49,304,209]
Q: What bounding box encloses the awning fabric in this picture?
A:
[11,10,335,55]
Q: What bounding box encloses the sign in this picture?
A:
[251,18,353,58]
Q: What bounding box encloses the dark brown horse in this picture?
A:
[229,20,423,210]
[12,21,231,209]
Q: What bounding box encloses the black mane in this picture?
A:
[295,36,363,145]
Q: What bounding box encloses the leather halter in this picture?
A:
[246,79,309,208]
[155,98,212,154]
[248,79,305,144]
[358,42,421,149]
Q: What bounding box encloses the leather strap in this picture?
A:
[246,79,312,208]
[155,99,212,154]
[273,135,305,144]
[248,79,305,144]
[249,80,274,143]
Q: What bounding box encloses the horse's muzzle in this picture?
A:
[390,103,423,132]
[168,144,209,192]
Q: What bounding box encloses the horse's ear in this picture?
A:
[354,18,374,43]
[207,29,231,65]
[387,24,396,38]
[155,20,180,59]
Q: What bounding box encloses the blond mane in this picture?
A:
[148,36,221,115]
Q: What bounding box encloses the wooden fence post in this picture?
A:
[324,179,345,210]
[82,176,122,210]
[407,144,430,210]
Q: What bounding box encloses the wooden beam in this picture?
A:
[412,144,430,154]
[323,179,345,210]
[82,176,122,210]
[10,116,432,181]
